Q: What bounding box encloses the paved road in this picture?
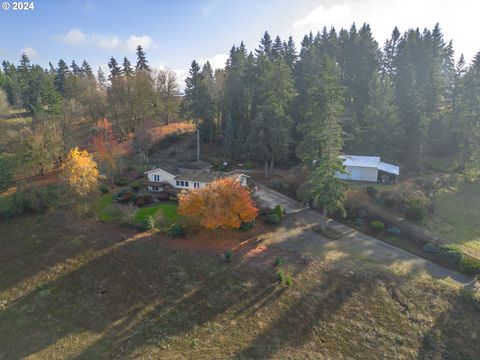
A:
[257,190,471,286]
[254,184,307,214]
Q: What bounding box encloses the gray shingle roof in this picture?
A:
[174,170,243,183]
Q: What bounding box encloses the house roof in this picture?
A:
[341,155,381,168]
[145,160,212,175]
[174,170,246,183]
[378,162,400,175]
[340,155,400,176]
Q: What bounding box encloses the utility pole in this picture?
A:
[196,126,200,161]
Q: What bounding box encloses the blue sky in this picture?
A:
[1,0,479,86]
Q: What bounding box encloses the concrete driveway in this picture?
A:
[254,184,308,214]
[256,188,471,287]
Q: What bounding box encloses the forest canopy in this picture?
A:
[1,23,479,181]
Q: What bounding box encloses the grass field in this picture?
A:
[0,211,479,359]
[95,194,180,226]
[0,193,12,214]
[94,193,114,222]
[426,181,480,257]
[132,202,179,224]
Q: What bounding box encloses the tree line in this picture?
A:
[0,45,181,181]
[182,23,480,177]
[1,23,480,186]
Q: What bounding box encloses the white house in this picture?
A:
[145,160,249,193]
[336,155,399,183]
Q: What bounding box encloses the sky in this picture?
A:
[0,0,479,87]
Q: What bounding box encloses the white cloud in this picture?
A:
[55,28,88,46]
[95,35,122,50]
[294,4,351,28]
[22,47,37,59]
[291,0,480,62]
[200,53,228,70]
[54,28,156,53]
[124,35,154,52]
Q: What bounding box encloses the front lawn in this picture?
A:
[94,193,114,222]
[133,202,179,224]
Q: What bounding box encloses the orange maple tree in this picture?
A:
[178,178,258,229]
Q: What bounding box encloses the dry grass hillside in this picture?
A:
[0,211,479,359]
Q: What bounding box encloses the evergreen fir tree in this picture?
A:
[123,57,134,76]
[296,55,346,229]
[283,36,297,69]
[54,59,70,94]
[97,67,107,89]
[135,45,150,73]
[81,60,94,78]
[70,60,81,76]
[256,31,273,59]
[246,53,296,178]
[108,57,122,80]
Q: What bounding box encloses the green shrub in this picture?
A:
[370,220,385,230]
[405,192,428,222]
[274,205,284,219]
[0,155,14,192]
[135,194,154,207]
[167,223,185,237]
[437,244,464,266]
[244,161,254,170]
[274,257,283,267]
[277,269,285,284]
[115,189,133,203]
[99,184,109,194]
[266,213,281,224]
[142,215,155,230]
[131,181,141,192]
[239,220,255,231]
[366,186,378,198]
[459,257,480,275]
[405,201,426,222]
[285,275,293,287]
[224,250,233,263]
[115,177,128,187]
[7,185,61,216]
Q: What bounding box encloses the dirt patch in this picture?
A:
[160,222,269,253]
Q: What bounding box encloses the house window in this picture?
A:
[176,180,180,187]
[185,181,189,187]
[154,174,160,182]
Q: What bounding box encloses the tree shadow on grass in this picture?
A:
[0,211,137,293]
[0,227,305,359]
[416,288,480,359]
[230,261,375,360]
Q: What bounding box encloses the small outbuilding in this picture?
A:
[336,155,399,183]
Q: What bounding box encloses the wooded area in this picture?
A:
[1,23,479,188]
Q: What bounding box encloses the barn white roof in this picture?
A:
[378,162,400,175]
[340,155,399,175]
[341,155,381,168]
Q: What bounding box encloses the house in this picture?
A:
[144,160,249,193]
[336,155,399,183]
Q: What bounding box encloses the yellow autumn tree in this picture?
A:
[63,147,99,197]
